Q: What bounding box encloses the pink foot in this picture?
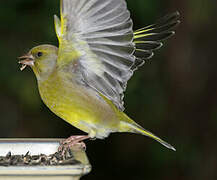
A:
[58,135,90,155]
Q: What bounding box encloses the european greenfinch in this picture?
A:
[19,0,180,151]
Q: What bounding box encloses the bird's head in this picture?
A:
[19,44,58,81]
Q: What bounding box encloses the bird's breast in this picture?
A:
[37,71,117,131]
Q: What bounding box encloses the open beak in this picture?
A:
[18,54,34,71]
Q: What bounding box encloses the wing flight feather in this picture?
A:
[56,0,180,111]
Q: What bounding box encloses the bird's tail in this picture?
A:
[119,113,176,151]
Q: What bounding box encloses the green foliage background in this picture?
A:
[0,0,217,179]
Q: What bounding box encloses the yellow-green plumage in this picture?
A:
[36,49,173,149]
[39,65,119,138]
[20,0,179,151]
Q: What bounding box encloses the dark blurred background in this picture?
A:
[0,0,217,179]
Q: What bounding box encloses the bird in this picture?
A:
[19,0,180,152]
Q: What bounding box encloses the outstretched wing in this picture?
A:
[56,0,135,111]
[55,0,180,111]
[133,11,180,68]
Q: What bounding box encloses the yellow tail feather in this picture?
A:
[132,123,176,151]
[119,115,176,151]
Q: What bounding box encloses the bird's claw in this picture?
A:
[58,135,89,156]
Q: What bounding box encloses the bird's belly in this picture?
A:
[38,81,118,138]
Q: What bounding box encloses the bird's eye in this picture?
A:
[37,52,43,58]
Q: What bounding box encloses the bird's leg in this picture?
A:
[58,135,90,154]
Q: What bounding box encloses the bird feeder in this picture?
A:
[0,139,91,180]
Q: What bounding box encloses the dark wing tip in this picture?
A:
[175,11,180,17]
[133,11,180,67]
